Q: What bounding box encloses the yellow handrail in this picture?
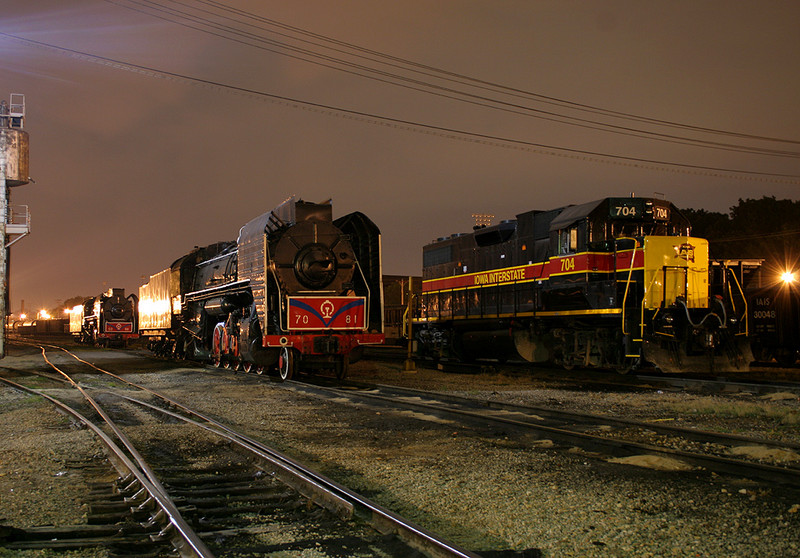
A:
[618,238,638,335]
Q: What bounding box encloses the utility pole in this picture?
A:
[0,94,31,357]
[403,276,416,373]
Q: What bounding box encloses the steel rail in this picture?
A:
[34,347,215,552]
[0,376,213,558]
[365,382,800,451]
[110,392,355,520]
[111,391,482,558]
[291,381,800,487]
[632,373,800,396]
[361,345,800,396]
[8,341,482,558]
[8,346,356,518]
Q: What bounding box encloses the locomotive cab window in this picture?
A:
[558,227,579,255]
[612,223,641,239]
[640,222,670,237]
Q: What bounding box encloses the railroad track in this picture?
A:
[1,341,485,558]
[285,379,800,487]
[363,345,800,396]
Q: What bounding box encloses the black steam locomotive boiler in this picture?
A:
[139,197,384,379]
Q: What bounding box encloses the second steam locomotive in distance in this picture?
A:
[69,288,139,347]
[414,196,753,373]
[138,197,384,380]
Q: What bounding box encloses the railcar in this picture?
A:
[749,275,800,366]
[716,260,800,366]
[139,197,384,380]
[414,196,752,373]
[711,258,800,366]
[138,241,236,356]
[69,288,139,347]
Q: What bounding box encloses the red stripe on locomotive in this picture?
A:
[423,249,644,292]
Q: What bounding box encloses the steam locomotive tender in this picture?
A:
[69,288,139,347]
[414,196,752,373]
[139,198,384,380]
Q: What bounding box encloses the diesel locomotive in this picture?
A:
[69,288,139,347]
[414,196,753,373]
[138,197,384,380]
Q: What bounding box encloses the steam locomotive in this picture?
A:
[414,196,752,373]
[138,197,384,380]
[69,288,139,347]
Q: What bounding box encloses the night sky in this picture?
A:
[3,1,799,315]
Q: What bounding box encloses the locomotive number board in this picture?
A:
[288,296,366,330]
[104,322,134,333]
[608,198,670,221]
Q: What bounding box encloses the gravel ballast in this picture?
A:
[2,342,800,557]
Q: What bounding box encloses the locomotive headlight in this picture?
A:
[782,271,796,284]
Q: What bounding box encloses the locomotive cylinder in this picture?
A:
[203,293,250,316]
[203,297,236,316]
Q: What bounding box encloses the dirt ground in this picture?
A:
[2,338,800,557]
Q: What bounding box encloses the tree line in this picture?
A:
[681,196,800,274]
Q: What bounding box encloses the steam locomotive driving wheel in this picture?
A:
[211,323,225,368]
[278,346,296,381]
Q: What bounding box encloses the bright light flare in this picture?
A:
[782,271,797,284]
[37,310,51,320]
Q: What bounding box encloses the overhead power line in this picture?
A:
[2,31,799,184]
[105,0,800,159]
